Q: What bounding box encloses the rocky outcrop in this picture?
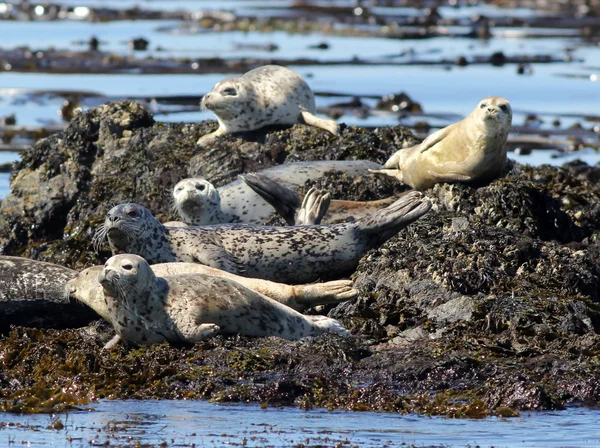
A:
[1,101,600,415]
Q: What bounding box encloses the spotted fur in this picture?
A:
[94,192,431,284]
[97,254,350,345]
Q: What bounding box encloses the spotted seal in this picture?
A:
[68,261,357,321]
[242,173,398,225]
[370,97,512,190]
[0,256,98,333]
[96,254,350,347]
[197,65,339,146]
[93,192,431,283]
[171,160,382,226]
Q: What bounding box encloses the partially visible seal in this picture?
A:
[93,192,431,284]
[370,97,512,190]
[0,256,98,333]
[68,261,357,320]
[242,173,398,225]
[96,254,350,347]
[172,160,382,226]
[197,65,339,146]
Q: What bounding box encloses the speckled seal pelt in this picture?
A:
[197,64,340,146]
[93,192,431,284]
[171,160,382,226]
[370,96,512,190]
[95,254,350,347]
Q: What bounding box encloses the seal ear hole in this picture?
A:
[221,87,237,96]
[122,264,134,271]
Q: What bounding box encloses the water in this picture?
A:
[1,400,599,447]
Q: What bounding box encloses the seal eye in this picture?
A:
[196,184,206,191]
[480,103,487,109]
[127,210,138,218]
[222,87,237,96]
[122,264,133,271]
[499,104,509,112]
[176,186,183,192]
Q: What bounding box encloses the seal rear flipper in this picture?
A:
[354,190,432,246]
[300,110,339,135]
[368,167,405,183]
[241,173,302,225]
[295,187,331,225]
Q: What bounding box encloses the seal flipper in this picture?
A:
[295,187,331,225]
[190,232,245,274]
[293,279,357,310]
[180,323,221,342]
[427,170,472,183]
[241,173,302,225]
[300,110,339,135]
[354,191,432,246]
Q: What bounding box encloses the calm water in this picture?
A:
[1,400,599,447]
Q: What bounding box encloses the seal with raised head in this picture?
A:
[96,254,350,346]
[93,192,431,284]
[197,65,339,146]
[370,97,512,190]
[171,160,383,226]
[68,261,357,321]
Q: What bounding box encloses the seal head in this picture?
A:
[172,178,221,226]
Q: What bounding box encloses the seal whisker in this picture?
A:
[92,225,108,252]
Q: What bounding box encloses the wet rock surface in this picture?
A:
[1,101,600,415]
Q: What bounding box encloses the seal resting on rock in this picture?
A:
[197,65,339,146]
[370,97,512,190]
[68,261,357,319]
[0,256,98,333]
[93,191,431,283]
[96,254,350,347]
[171,160,383,226]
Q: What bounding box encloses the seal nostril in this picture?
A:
[196,184,205,191]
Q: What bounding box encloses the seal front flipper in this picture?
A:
[103,334,121,350]
[189,233,244,274]
[179,323,221,342]
[295,187,331,225]
[427,170,472,182]
[300,110,339,135]
[241,173,302,225]
[418,123,456,153]
[197,127,226,147]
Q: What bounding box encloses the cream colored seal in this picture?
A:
[370,97,512,190]
[94,254,350,347]
[197,65,339,146]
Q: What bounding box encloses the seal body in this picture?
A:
[370,97,512,190]
[94,193,431,284]
[0,256,98,333]
[68,262,357,319]
[198,65,339,146]
[97,254,349,345]
[172,160,382,226]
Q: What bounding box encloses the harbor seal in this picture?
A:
[197,65,339,146]
[96,254,350,346]
[68,261,357,320]
[171,160,383,226]
[370,97,512,190]
[0,256,97,333]
[93,191,431,283]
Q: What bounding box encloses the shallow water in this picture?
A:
[0,400,599,447]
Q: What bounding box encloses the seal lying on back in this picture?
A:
[370,97,512,190]
[197,65,339,146]
[170,160,383,226]
[97,254,350,346]
[93,192,431,283]
[68,261,357,319]
[0,256,97,333]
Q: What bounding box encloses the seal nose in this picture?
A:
[108,215,120,223]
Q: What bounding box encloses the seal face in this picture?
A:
[370,96,512,190]
[97,254,350,345]
[94,193,431,284]
[197,65,339,146]
[172,178,224,226]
